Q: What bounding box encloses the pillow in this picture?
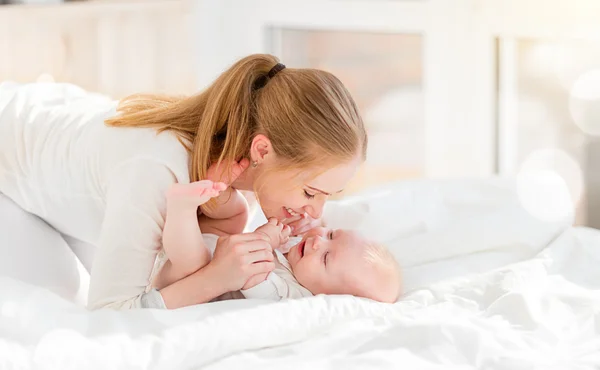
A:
[322,177,574,291]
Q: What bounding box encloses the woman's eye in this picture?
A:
[303,190,316,199]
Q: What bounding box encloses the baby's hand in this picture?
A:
[255,218,291,249]
[166,180,227,209]
[282,213,322,236]
[207,158,250,185]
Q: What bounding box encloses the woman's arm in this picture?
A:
[158,262,229,308]
[159,233,276,308]
[88,159,178,310]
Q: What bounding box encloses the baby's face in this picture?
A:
[286,227,369,295]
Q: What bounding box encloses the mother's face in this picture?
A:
[256,157,362,221]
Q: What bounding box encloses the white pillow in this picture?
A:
[320,177,574,290]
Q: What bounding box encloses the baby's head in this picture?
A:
[286,227,402,303]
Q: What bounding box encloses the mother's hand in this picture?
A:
[282,213,322,237]
[211,232,275,292]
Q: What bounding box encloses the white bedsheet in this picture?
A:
[1,178,599,369]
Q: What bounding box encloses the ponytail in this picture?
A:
[190,54,280,183]
[107,54,280,177]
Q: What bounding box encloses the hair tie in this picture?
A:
[253,63,286,90]
[268,63,286,78]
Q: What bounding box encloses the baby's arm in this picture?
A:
[161,181,225,281]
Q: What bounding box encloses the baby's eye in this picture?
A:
[323,251,329,266]
[328,230,334,240]
[303,190,316,199]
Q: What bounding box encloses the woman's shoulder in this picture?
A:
[102,128,190,186]
[139,129,190,163]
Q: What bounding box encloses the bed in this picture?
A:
[1,177,599,369]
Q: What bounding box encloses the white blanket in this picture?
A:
[1,178,599,369]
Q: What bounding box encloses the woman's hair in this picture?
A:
[106,54,366,191]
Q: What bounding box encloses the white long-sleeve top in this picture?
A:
[0,82,190,309]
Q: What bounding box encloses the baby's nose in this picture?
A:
[311,236,324,251]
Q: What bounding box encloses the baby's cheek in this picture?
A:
[293,264,310,284]
[295,264,320,291]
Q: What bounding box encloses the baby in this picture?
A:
[152,180,402,303]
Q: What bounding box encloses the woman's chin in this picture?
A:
[260,206,286,221]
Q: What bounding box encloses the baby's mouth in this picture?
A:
[299,240,306,257]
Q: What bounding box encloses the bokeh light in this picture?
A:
[568,69,600,136]
[516,149,583,223]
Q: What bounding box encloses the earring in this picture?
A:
[252,161,258,168]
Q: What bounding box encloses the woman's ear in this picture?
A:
[250,134,273,164]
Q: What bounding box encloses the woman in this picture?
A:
[0,54,366,310]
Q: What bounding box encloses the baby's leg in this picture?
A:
[162,181,225,279]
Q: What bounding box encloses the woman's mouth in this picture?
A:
[299,240,306,257]
[284,207,300,218]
